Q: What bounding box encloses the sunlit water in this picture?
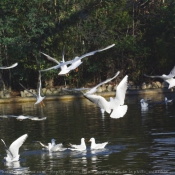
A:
[0,92,175,175]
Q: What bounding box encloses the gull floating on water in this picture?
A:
[68,138,86,151]
[19,72,45,107]
[40,44,115,74]
[0,63,18,69]
[89,138,108,150]
[140,99,149,108]
[144,65,175,89]
[1,134,28,162]
[164,97,173,105]
[38,139,67,152]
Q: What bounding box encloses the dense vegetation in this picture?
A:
[0,0,175,91]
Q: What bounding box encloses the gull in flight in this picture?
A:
[40,44,115,75]
[84,74,128,118]
[63,71,120,114]
[37,139,67,152]
[144,65,175,89]
[19,72,45,107]
[0,63,18,69]
[68,138,86,151]
[1,134,28,162]
[89,138,108,150]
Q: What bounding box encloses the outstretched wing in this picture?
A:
[1,139,13,159]
[144,74,170,80]
[37,71,42,96]
[19,83,37,98]
[115,75,128,105]
[169,65,175,77]
[40,44,115,72]
[0,63,18,69]
[41,52,60,65]
[85,71,120,95]
[73,44,115,63]
[37,141,48,149]
[9,134,28,158]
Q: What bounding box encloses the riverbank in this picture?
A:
[0,88,174,104]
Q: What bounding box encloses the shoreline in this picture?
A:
[0,88,174,104]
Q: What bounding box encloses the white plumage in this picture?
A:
[144,66,175,89]
[0,63,18,69]
[89,138,108,150]
[38,139,67,152]
[69,138,86,151]
[1,134,28,162]
[40,44,115,75]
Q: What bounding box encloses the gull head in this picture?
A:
[81,138,85,143]
[88,138,95,142]
[140,99,145,103]
[51,139,56,144]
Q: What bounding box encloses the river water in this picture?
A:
[0,92,175,175]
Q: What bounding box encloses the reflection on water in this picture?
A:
[0,92,175,174]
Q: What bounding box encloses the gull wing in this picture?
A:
[72,44,115,63]
[114,75,128,105]
[168,65,175,77]
[0,63,18,69]
[37,71,42,96]
[95,142,108,149]
[40,52,60,65]
[144,74,169,80]
[85,71,120,95]
[19,83,37,98]
[40,44,115,72]
[51,143,67,152]
[84,94,111,113]
[62,87,90,92]
[9,134,28,158]
[1,139,13,159]
[37,141,48,149]
[62,46,65,63]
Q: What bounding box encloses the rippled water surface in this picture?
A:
[0,92,175,175]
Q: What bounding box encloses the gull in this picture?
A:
[1,134,28,162]
[68,138,86,151]
[140,99,149,108]
[144,65,175,89]
[83,71,120,114]
[164,97,173,105]
[0,63,18,69]
[37,139,67,152]
[84,75,128,118]
[40,44,115,74]
[89,138,108,150]
[19,71,45,107]
[16,115,47,121]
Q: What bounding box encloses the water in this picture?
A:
[0,92,175,175]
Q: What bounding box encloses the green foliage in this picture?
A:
[0,0,175,90]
